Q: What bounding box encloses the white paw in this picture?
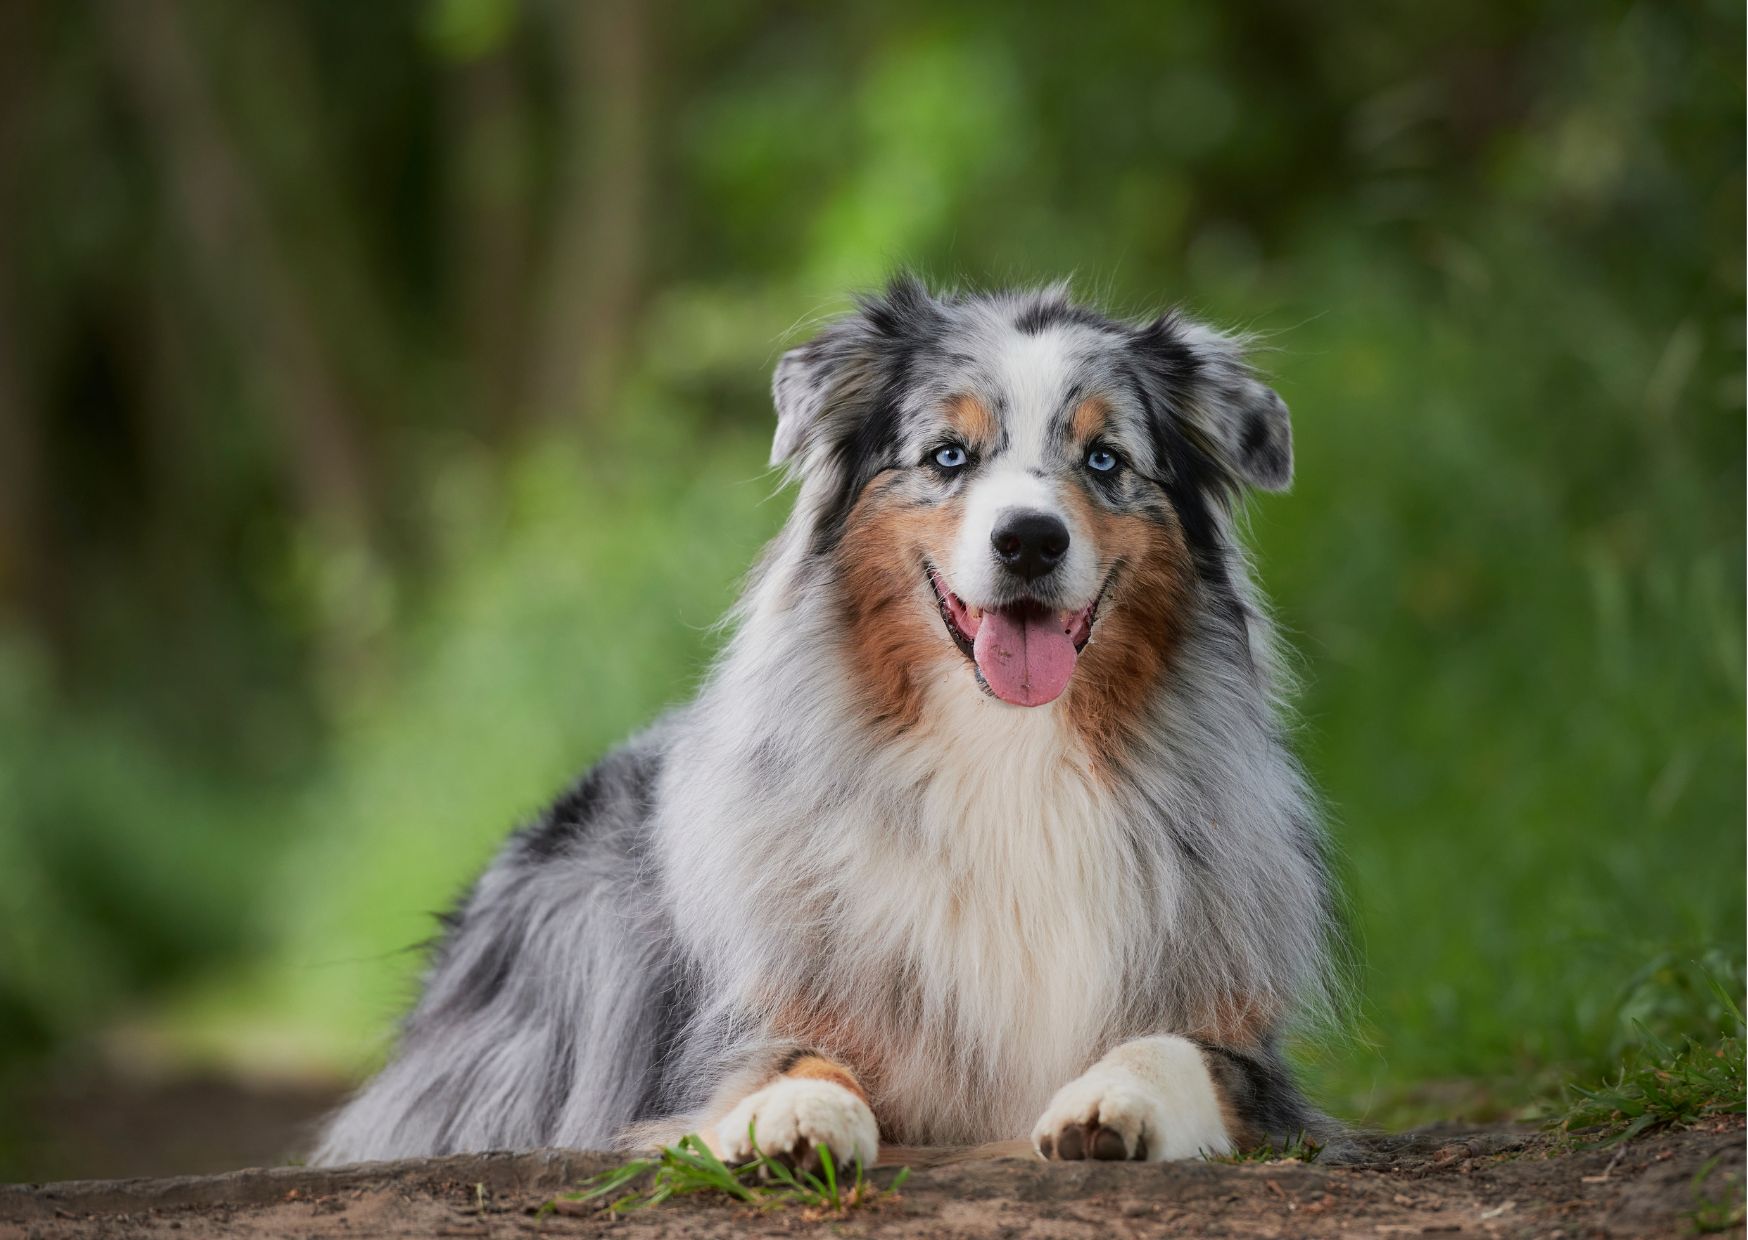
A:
[714,1077,879,1170]
[1032,1035,1232,1162]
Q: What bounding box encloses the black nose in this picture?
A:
[991,510,1070,581]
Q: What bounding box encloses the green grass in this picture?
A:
[1211,1133,1325,1165]
[1564,1033,1745,1143]
[1551,952,1745,1143]
[1559,988,1745,1142]
[544,1129,908,1216]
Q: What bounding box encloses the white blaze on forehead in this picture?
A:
[989,326,1081,468]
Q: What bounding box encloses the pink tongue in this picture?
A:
[973,606,1078,707]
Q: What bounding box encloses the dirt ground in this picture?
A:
[1,1074,344,1185]
[2,1118,1742,1239]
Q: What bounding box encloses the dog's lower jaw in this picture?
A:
[1031,1035,1233,1162]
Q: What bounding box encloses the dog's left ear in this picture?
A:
[1135,317,1293,492]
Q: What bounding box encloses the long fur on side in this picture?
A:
[312,278,1343,1165]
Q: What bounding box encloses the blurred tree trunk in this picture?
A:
[100,0,376,553]
[0,287,34,613]
[0,0,54,638]
[449,45,534,440]
[125,264,209,605]
[198,2,413,473]
[527,0,654,430]
[0,245,43,629]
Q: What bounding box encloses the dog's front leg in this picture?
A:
[1031,1034,1236,1162]
[704,1050,880,1173]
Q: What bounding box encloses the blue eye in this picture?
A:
[1086,447,1119,473]
[933,444,968,470]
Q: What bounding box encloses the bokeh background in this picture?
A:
[0,0,1741,1181]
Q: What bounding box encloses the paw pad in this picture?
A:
[1038,1119,1148,1162]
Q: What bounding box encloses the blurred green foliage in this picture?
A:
[0,0,1740,1131]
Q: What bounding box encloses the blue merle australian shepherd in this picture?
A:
[315,276,1343,1169]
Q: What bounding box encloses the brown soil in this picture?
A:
[0,1073,342,1184]
[3,1119,1742,1239]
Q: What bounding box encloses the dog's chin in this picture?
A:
[926,566,1105,708]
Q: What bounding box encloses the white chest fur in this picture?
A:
[663,663,1176,1142]
[837,679,1164,1138]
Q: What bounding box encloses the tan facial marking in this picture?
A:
[1070,395,1111,445]
[944,394,998,449]
[1059,486,1192,765]
[836,482,963,731]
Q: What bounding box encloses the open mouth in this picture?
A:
[926,565,1105,708]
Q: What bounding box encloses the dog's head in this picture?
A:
[771,276,1290,731]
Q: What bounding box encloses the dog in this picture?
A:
[313,276,1342,1169]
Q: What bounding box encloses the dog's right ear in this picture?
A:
[770,274,942,470]
[769,318,870,469]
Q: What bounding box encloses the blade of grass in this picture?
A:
[668,1134,755,1201]
[818,1141,840,1210]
